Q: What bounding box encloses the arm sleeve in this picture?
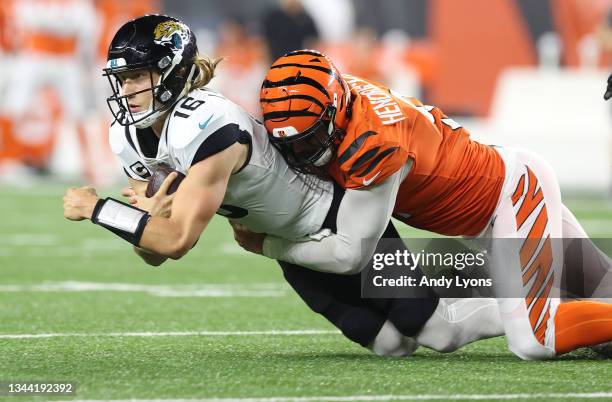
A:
[262,163,409,274]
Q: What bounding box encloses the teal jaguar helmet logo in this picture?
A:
[153,20,190,54]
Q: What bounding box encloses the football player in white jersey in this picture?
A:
[63,15,508,357]
[65,15,332,259]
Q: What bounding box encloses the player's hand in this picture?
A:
[121,186,137,200]
[63,186,99,221]
[120,185,146,200]
[605,74,612,101]
[131,172,177,218]
[230,220,265,254]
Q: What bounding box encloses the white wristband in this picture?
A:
[96,198,147,233]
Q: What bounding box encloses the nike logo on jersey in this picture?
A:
[199,115,214,130]
[363,171,382,186]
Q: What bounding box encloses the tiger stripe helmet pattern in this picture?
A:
[260,50,351,172]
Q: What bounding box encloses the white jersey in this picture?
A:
[109,87,333,240]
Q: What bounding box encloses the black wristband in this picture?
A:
[91,197,151,246]
[91,198,106,225]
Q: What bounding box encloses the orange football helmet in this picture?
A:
[260,50,351,173]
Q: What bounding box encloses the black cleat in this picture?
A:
[591,341,612,358]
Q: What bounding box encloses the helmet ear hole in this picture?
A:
[158,56,171,69]
[157,87,172,103]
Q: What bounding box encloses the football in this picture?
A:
[145,163,186,197]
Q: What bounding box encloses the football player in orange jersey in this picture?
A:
[246,50,612,360]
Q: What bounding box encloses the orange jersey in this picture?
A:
[328,75,505,236]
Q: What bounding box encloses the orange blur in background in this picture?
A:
[0,0,609,184]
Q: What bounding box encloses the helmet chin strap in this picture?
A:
[179,64,198,97]
[312,100,337,167]
[311,94,339,167]
[133,84,160,128]
[133,64,196,129]
[133,111,159,128]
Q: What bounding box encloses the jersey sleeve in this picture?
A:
[168,94,252,171]
[188,123,249,167]
[334,121,409,189]
[108,122,152,181]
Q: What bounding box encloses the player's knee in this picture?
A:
[336,308,387,347]
[387,298,439,339]
[369,320,419,357]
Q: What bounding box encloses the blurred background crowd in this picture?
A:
[0,0,610,190]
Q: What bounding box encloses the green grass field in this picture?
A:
[1,184,611,401]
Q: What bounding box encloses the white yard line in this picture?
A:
[0,329,339,340]
[0,281,288,298]
[54,392,612,402]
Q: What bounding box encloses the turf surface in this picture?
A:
[1,185,611,401]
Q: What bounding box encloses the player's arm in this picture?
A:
[134,245,168,266]
[261,162,410,274]
[63,143,243,259]
[136,148,235,258]
[120,177,171,266]
[119,177,168,266]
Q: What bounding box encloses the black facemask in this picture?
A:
[270,105,341,175]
